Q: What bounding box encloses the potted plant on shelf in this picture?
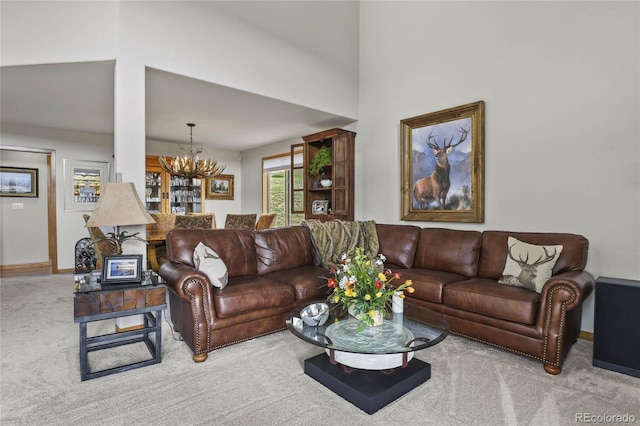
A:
[308,146,332,188]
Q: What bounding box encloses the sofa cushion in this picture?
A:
[193,242,229,289]
[498,237,563,293]
[213,276,295,318]
[255,226,317,275]
[376,224,421,269]
[166,229,257,276]
[478,231,588,280]
[263,265,331,301]
[398,268,467,303]
[414,228,482,277]
[443,279,540,325]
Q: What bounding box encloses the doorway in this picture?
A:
[0,146,57,276]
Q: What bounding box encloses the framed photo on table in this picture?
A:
[101,255,143,285]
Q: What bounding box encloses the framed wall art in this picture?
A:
[64,159,109,212]
[401,101,485,223]
[312,200,329,215]
[205,174,234,200]
[101,254,143,285]
[0,167,38,197]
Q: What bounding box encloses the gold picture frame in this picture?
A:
[401,101,485,223]
[205,174,234,200]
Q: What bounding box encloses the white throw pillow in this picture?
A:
[498,236,563,293]
[193,242,229,289]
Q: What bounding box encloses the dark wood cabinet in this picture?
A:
[302,128,356,221]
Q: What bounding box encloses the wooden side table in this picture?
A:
[73,280,167,381]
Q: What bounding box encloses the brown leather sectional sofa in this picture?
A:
[159,223,594,374]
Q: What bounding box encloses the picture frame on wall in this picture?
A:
[401,100,485,223]
[0,167,38,198]
[64,159,110,212]
[205,174,234,200]
[101,255,143,285]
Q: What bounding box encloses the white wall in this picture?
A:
[0,1,118,66]
[1,124,114,269]
[0,150,48,265]
[358,1,640,332]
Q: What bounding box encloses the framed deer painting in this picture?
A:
[401,101,485,222]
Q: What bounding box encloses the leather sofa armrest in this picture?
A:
[540,270,595,311]
[159,261,215,313]
[536,270,595,374]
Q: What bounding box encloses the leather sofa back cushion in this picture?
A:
[376,224,421,269]
[414,228,482,277]
[166,229,257,277]
[254,226,316,275]
[478,231,589,280]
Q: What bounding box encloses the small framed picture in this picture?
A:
[101,255,143,285]
[312,200,329,215]
[0,167,38,198]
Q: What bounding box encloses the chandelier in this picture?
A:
[159,123,226,179]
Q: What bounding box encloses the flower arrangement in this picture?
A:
[327,247,414,330]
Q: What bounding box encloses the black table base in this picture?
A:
[304,353,431,414]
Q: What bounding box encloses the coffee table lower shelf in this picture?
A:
[304,353,431,414]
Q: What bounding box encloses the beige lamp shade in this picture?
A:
[85,183,156,227]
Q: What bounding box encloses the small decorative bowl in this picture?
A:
[300,303,330,327]
[320,179,332,188]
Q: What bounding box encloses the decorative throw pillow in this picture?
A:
[498,236,563,293]
[193,242,229,289]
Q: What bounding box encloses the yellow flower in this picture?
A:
[406,286,415,294]
[368,310,377,318]
[345,288,357,297]
[375,291,383,298]
[378,273,387,282]
[399,293,405,299]
[364,294,371,301]
[405,279,413,286]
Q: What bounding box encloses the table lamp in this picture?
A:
[85,182,156,254]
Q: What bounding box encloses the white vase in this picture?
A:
[348,305,384,327]
[392,291,404,313]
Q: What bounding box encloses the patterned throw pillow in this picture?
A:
[498,236,563,293]
[193,242,229,289]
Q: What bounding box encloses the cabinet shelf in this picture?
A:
[302,128,355,221]
[146,155,204,215]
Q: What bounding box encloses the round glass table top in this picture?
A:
[286,301,449,356]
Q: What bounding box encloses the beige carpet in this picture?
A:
[1,274,639,426]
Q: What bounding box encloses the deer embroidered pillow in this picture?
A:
[193,242,229,289]
[498,237,563,293]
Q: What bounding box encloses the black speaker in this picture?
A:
[593,276,640,378]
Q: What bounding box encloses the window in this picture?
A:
[262,149,304,227]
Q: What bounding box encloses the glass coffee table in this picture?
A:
[286,301,449,414]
